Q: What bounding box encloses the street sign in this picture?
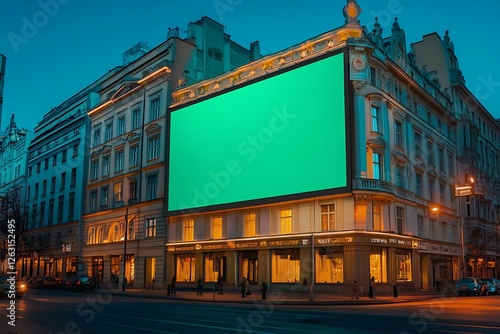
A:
[455,185,473,197]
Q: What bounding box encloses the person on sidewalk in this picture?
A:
[151,277,156,291]
[352,280,359,300]
[196,276,204,295]
[122,277,127,292]
[171,276,176,294]
[369,276,376,299]
[261,281,267,300]
[241,277,247,298]
[217,275,224,295]
[301,277,308,297]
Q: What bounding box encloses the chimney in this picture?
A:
[250,41,260,61]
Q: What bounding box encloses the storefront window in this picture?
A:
[176,254,196,282]
[204,253,222,282]
[316,247,343,283]
[271,249,300,283]
[396,250,412,281]
[369,248,387,282]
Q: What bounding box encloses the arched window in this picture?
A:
[88,227,96,245]
[96,226,105,244]
[127,219,135,240]
[110,224,120,242]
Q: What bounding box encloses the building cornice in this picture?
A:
[171,26,362,107]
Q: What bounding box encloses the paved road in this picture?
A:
[1,289,499,333]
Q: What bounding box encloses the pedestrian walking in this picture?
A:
[352,280,359,300]
[171,275,176,294]
[241,277,247,298]
[301,277,308,297]
[151,277,156,290]
[261,281,268,300]
[369,276,376,299]
[196,276,204,295]
[122,276,127,291]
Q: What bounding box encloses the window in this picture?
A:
[448,152,455,177]
[396,165,405,188]
[212,217,222,239]
[105,121,113,142]
[88,227,96,245]
[130,146,140,167]
[127,219,135,240]
[39,201,45,226]
[51,176,56,193]
[102,156,110,176]
[176,254,196,282]
[320,204,335,231]
[429,178,435,202]
[62,150,67,162]
[150,97,160,121]
[427,140,434,165]
[44,159,49,169]
[60,172,66,189]
[415,173,423,197]
[89,191,97,213]
[53,154,57,166]
[132,108,141,130]
[441,222,447,242]
[429,220,435,239]
[396,207,405,234]
[439,184,445,205]
[129,180,137,200]
[93,128,101,147]
[417,215,424,237]
[244,212,256,237]
[146,218,157,238]
[68,192,75,221]
[451,225,457,243]
[438,148,444,171]
[57,195,64,223]
[373,204,381,231]
[34,183,39,198]
[280,209,292,234]
[371,106,380,132]
[370,248,387,283]
[114,183,123,202]
[369,66,377,85]
[316,247,344,283]
[42,180,47,196]
[117,116,126,136]
[72,144,78,157]
[70,168,77,187]
[414,131,421,158]
[48,199,54,225]
[101,187,108,207]
[271,249,300,283]
[183,219,194,241]
[146,174,158,200]
[115,151,124,172]
[394,120,403,147]
[396,250,412,281]
[27,186,31,200]
[96,226,105,244]
[148,137,159,160]
[372,153,382,180]
[28,166,32,176]
[37,162,40,173]
[110,224,120,242]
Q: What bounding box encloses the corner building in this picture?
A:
[166,1,484,294]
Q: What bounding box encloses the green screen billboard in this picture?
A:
[168,52,349,212]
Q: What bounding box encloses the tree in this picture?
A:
[0,187,30,272]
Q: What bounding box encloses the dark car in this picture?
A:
[481,278,500,295]
[0,275,28,299]
[456,277,488,296]
[66,276,96,292]
[31,276,59,289]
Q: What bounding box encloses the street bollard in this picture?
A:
[393,284,398,298]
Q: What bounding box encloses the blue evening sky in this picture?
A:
[1,0,499,133]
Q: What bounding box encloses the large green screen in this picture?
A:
[168,52,347,212]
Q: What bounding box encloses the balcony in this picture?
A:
[353,178,393,192]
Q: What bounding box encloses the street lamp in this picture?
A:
[455,185,474,278]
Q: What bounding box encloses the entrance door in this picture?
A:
[241,251,258,284]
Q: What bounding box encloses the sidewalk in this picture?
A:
[111,287,455,305]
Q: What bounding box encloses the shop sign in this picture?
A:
[370,238,388,244]
[388,238,412,246]
[316,237,353,245]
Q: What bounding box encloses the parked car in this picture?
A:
[66,276,96,292]
[0,274,28,299]
[31,276,59,289]
[481,278,500,295]
[456,277,488,296]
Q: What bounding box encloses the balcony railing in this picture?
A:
[353,178,393,192]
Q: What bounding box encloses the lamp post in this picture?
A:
[122,206,129,291]
[455,185,474,279]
